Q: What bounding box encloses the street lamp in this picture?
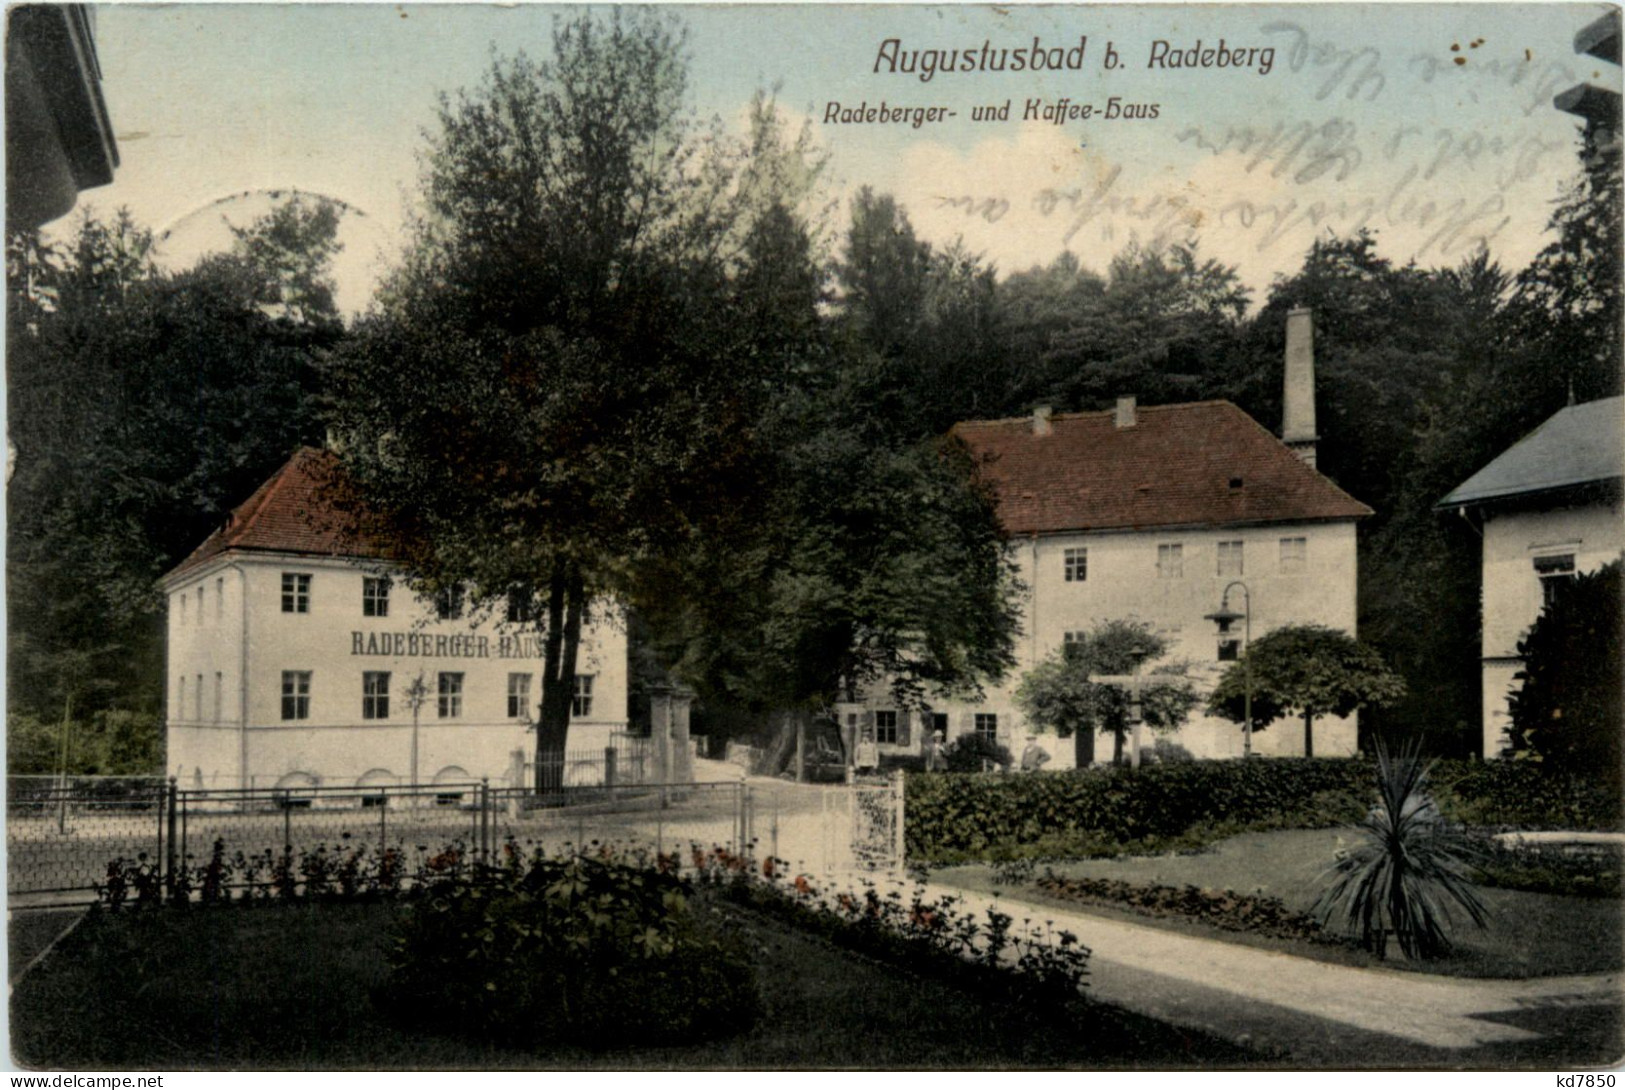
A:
[1205,581,1253,759]
[1126,646,1148,769]
[402,671,430,794]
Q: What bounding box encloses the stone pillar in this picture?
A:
[671,684,695,785]
[650,682,674,785]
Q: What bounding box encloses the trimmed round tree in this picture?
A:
[1207,624,1404,757]
[1015,619,1198,766]
[1504,560,1622,786]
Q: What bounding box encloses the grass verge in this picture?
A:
[11,899,1258,1069]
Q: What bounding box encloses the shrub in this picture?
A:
[1312,746,1487,960]
[906,757,1621,863]
[943,734,1012,772]
[718,862,1091,1010]
[376,850,760,1049]
[1504,560,1622,786]
[1034,873,1333,943]
[1468,837,1623,898]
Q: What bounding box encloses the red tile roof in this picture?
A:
[952,401,1372,535]
[164,447,388,581]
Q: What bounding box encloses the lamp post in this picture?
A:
[403,671,430,794]
[1205,581,1253,758]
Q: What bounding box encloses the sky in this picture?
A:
[71,3,1620,315]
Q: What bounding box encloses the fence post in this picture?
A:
[165,778,179,902]
[604,746,617,788]
[380,792,388,858]
[479,778,490,864]
[892,770,906,871]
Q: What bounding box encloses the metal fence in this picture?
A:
[6,772,904,909]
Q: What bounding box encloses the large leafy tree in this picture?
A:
[1504,561,1622,786]
[1510,127,1623,406]
[635,189,1022,756]
[324,13,779,790]
[7,201,341,738]
[1036,241,1250,413]
[832,189,1010,437]
[1015,620,1197,766]
[1208,624,1404,757]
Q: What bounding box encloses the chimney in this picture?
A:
[1032,404,1053,437]
[1282,307,1318,466]
[1114,396,1137,429]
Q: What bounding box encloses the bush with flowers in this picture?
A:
[694,848,1093,1010]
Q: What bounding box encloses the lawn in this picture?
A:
[10,899,1258,1069]
[932,829,1625,979]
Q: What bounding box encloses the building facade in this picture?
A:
[838,309,1372,766]
[1439,396,1624,758]
[162,449,629,791]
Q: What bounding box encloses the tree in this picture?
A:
[325,13,778,791]
[1015,620,1198,766]
[1037,242,1249,413]
[7,201,341,737]
[1504,560,1622,786]
[832,190,1012,437]
[1208,625,1404,757]
[1510,128,1623,406]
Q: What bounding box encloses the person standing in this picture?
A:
[1020,735,1051,773]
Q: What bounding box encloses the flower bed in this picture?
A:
[1033,872,1334,943]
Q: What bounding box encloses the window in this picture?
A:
[1280,536,1307,574]
[572,674,595,718]
[1218,639,1241,662]
[363,577,391,618]
[177,676,186,719]
[213,672,223,722]
[216,578,224,621]
[875,710,898,744]
[281,671,311,720]
[363,671,391,719]
[197,585,205,624]
[195,674,203,720]
[179,593,188,625]
[281,573,311,613]
[437,672,463,718]
[931,712,949,738]
[508,673,532,719]
[1157,544,1184,579]
[1534,554,1577,607]
[506,588,534,625]
[1217,540,1244,577]
[435,585,464,621]
[1062,630,1088,660]
[974,713,999,741]
[1064,547,1087,582]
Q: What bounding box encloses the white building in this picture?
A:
[838,308,1372,766]
[161,448,630,791]
[1438,396,1624,758]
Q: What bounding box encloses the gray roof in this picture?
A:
[1439,396,1623,508]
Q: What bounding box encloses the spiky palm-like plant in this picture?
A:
[1312,744,1488,960]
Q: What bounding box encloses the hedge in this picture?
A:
[905,758,1621,862]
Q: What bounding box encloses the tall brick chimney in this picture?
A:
[1282,308,1318,467]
